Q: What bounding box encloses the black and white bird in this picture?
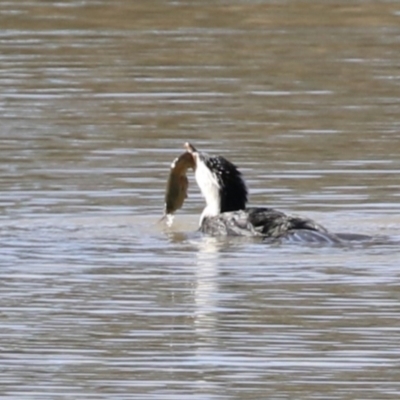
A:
[185,143,370,243]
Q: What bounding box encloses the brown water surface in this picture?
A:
[1,1,400,399]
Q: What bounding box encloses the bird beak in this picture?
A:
[184,142,197,153]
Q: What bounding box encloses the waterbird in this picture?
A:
[164,142,371,243]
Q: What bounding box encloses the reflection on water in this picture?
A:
[1,0,400,399]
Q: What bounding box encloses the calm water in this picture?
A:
[1,1,400,399]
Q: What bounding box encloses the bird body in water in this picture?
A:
[164,143,371,244]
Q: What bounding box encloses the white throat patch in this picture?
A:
[194,155,221,224]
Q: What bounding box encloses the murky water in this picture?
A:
[1,1,400,399]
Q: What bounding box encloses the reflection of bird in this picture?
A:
[183,143,368,243]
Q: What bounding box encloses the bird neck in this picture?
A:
[195,157,221,222]
[195,154,248,225]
